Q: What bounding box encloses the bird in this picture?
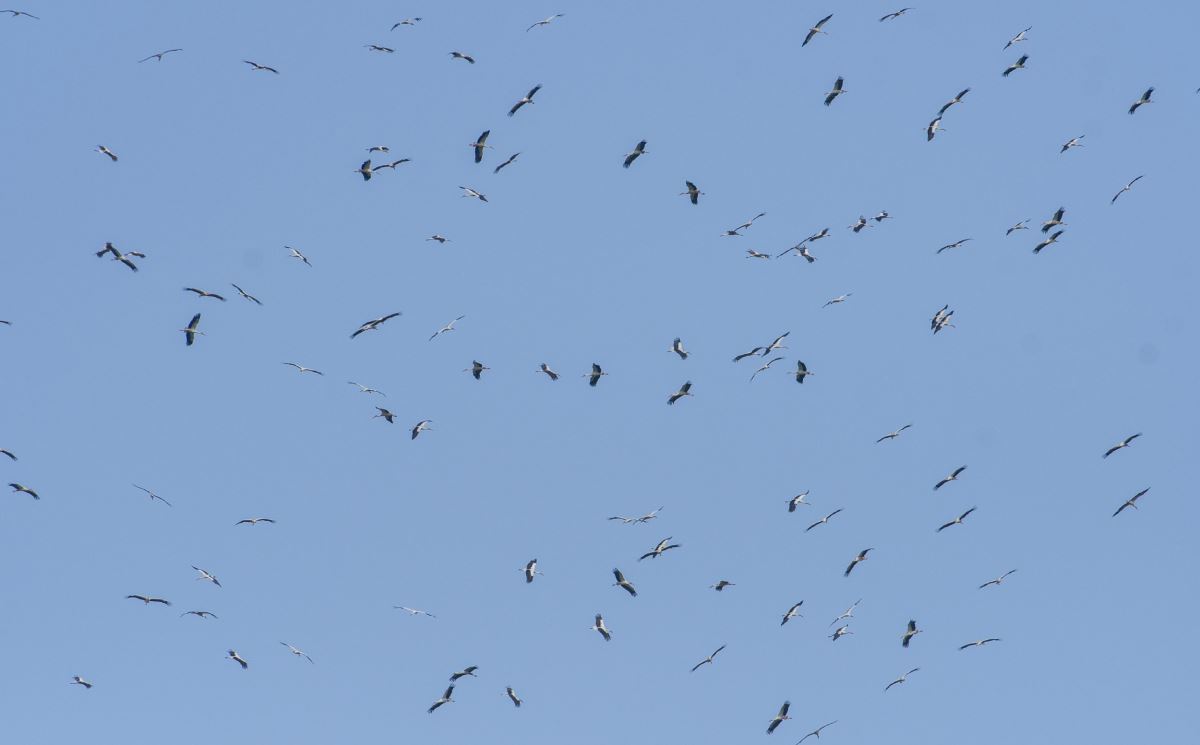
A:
[668,337,689,360]
[733,347,764,362]
[243,60,279,74]
[926,116,945,141]
[132,484,171,507]
[844,548,873,577]
[848,216,870,233]
[96,145,119,162]
[880,8,912,21]
[449,51,475,64]
[184,287,226,302]
[1060,135,1085,153]
[612,568,637,597]
[282,362,323,375]
[750,356,785,382]
[523,559,542,584]
[9,482,38,499]
[138,49,182,63]
[766,701,792,734]
[823,76,846,106]
[901,619,922,647]
[493,152,520,174]
[1006,219,1031,236]
[585,363,608,387]
[394,606,436,618]
[938,506,977,532]
[459,186,488,202]
[411,420,433,440]
[1113,488,1150,517]
[350,312,401,339]
[763,331,790,355]
[1111,175,1146,204]
[1104,433,1142,458]
[623,140,647,168]
[428,685,455,713]
[959,638,1002,650]
[1033,230,1063,254]
[722,212,768,237]
[429,316,465,341]
[710,580,735,591]
[979,570,1018,589]
[1004,26,1032,50]
[0,448,16,460]
[469,130,491,163]
[355,159,376,180]
[794,245,817,263]
[937,238,972,254]
[938,88,971,116]
[805,227,831,243]
[234,517,275,526]
[803,14,833,46]
[806,509,842,532]
[680,181,703,204]
[1,9,38,18]
[70,676,93,689]
[465,361,490,380]
[667,381,693,405]
[364,44,395,53]
[1002,55,1028,77]
[373,407,395,424]
[508,84,542,117]
[230,284,262,304]
[180,313,204,346]
[366,146,390,154]
[373,158,410,171]
[96,242,143,272]
[830,625,853,641]
[828,599,861,626]
[180,610,218,619]
[349,381,386,396]
[639,537,680,561]
[192,566,221,588]
[426,234,450,244]
[287,246,311,266]
[390,18,422,29]
[1129,87,1154,115]
[590,613,612,641]
[690,644,726,672]
[608,506,664,525]
[126,594,171,606]
[793,360,813,384]
[505,687,522,707]
[876,424,912,443]
[787,491,811,512]
[934,466,966,490]
[885,668,921,691]
[537,363,560,381]
[1042,207,1067,232]
[281,642,314,663]
[823,293,852,307]
[873,210,891,223]
[797,721,838,743]
[449,666,478,682]
[526,13,564,32]
[781,601,804,626]
[932,305,955,334]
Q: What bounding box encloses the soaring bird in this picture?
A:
[926,116,945,141]
[638,537,680,561]
[787,491,811,512]
[667,381,693,405]
[873,210,891,222]
[0,448,16,460]
[465,361,490,380]
[666,337,690,360]
[1,9,38,18]
[733,347,764,362]
[126,594,171,606]
[180,314,203,346]
[710,580,735,591]
[938,88,970,116]
[459,186,488,202]
[680,181,703,204]
[351,312,401,339]
[537,363,559,381]
[449,666,478,682]
[959,638,1002,651]
[355,159,376,180]
[180,610,219,619]
[830,625,853,641]
[96,242,144,271]
[411,420,433,440]
[806,509,842,532]
[426,235,450,244]
[901,619,922,647]
[505,687,522,707]
[585,363,607,387]
[282,362,323,375]
[449,51,475,64]
[934,466,966,490]
[979,569,1018,589]
[526,13,565,32]
[366,146,390,154]
[1128,87,1154,115]
[1006,219,1030,235]
[1060,135,1085,153]
[469,130,491,163]
[235,517,275,526]
[96,145,119,162]
[373,407,395,424]
[132,484,171,507]
[428,685,455,713]
[192,566,221,588]
[849,216,870,233]
[1042,207,1066,232]
[287,246,311,266]
[364,45,395,53]
[763,331,790,355]
[493,152,520,174]
[823,293,852,307]
[885,668,921,691]
[937,238,972,254]
[281,642,314,663]
[1111,175,1145,204]
[793,360,813,384]
[803,14,833,46]
[781,601,804,626]
[138,49,182,63]
[523,559,542,584]
[8,482,39,499]
[823,76,846,106]
[507,84,542,117]
[612,568,637,597]
[829,599,861,626]
[1033,230,1063,254]
[1004,26,1031,50]
[844,548,873,577]
[721,211,767,236]
[391,18,422,29]
[243,60,279,73]
[797,721,838,743]
[184,287,226,301]
[880,8,912,21]
[590,613,612,641]
[1002,55,1028,77]
[690,644,726,672]
[876,424,912,443]
[608,506,664,525]
[937,506,977,532]
[623,140,647,168]
[932,305,955,333]
[766,701,792,734]
[1113,488,1150,517]
[1103,433,1142,458]
[429,315,466,341]
[70,676,93,689]
[750,356,785,382]
[394,606,436,618]
[373,158,410,171]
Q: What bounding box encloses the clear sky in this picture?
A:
[1,1,1197,743]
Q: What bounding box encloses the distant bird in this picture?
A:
[493,152,520,174]
[1128,87,1154,115]
[282,362,323,375]
[180,610,219,619]
[848,216,870,233]
[1,9,38,18]
[763,331,790,355]
[192,566,221,588]
[243,60,279,73]
[351,312,401,339]
[411,420,433,440]
[1111,175,1146,204]
[373,158,410,171]
[1004,26,1031,50]
[608,506,663,525]
[355,160,376,180]
[459,186,488,202]
[138,49,182,63]
[526,13,564,32]
[844,548,873,577]
[537,363,560,381]
[823,293,852,307]
[733,347,764,362]
[391,18,422,29]
[806,508,842,532]
[793,360,813,384]
[235,517,275,526]
[426,235,451,245]
[823,76,846,106]
[710,580,735,591]
[449,51,475,64]
[96,145,119,162]
[623,140,647,168]
[750,357,784,381]
[449,666,478,682]
[1033,230,1063,254]
[873,210,891,222]
[938,88,970,116]
[180,314,203,346]
[523,559,542,584]
[132,484,172,507]
[830,625,853,641]
[667,381,693,405]
[612,568,637,597]
[505,687,522,707]
[349,381,386,396]
[722,211,767,236]
[668,337,689,359]
[795,245,817,263]
[287,246,311,266]
[465,361,490,380]
[428,685,454,713]
[227,650,249,669]
[366,146,390,154]
[590,613,612,641]
[932,304,955,334]
[680,181,703,204]
[429,315,465,341]
[1006,219,1030,236]
[885,668,921,691]
[126,594,170,606]
[1042,207,1066,232]
[0,320,8,326]
[959,638,1002,651]
[803,14,833,46]
[96,242,143,272]
[1104,433,1142,458]
[787,491,811,512]
[230,284,263,305]
[70,676,92,689]
[8,482,38,499]
[1002,55,1028,77]
[281,642,314,663]
[508,84,542,117]
[639,537,680,561]
[876,424,912,443]
[938,506,977,532]
[934,466,966,490]
[373,407,395,424]
[690,644,726,672]
[766,700,792,734]
[880,8,912,22]
[797,721,838,743]
[469,130,491,163]
[184,287,226,302]
[926,116,945,141]
[1060,135,1085,153]
[1113,487,1150,517]
[805,227,831,243]
[937,238,972,254]
[829,599,861,626]
[901,619,922,647]
[364,44,395,53]
[781,601,804,626]
[979,569,1018,589]
[585,363,607,387]
[394,606,436,618]
[0,448,16,460]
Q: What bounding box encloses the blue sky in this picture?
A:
[1,1,1197,742]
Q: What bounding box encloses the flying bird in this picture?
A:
[638,537,680,561]
[793,360,813,384]
[126,594,171,606]
[1006,219,1030,235]
[612,568,637,597]
[1104,433,1142,458]
[874,210,891,222]
[938,506,977,532]
[959,638,1002,651]
[459,186,488,202]
[184,287,226,301]
[844,548,873,577]
[350,312,401,339]
[537,363,559,381]
[766,701,792,734]
[180,610,219,619]
[523,559,542,584]
[938,88,971,115]
[493,152,520,174]
[366,146,390,154]
[132,484,171,507]
[465,361,490,380]
[823,293,852,307]
[880,8,912,22]
[876,424,912,443]
[243,60,279,73]
[505,687,522,707]
[426,234,450,244]
[449,666,478,682]
[287,246,311,266]
[590,613,612,641]
[180,314,203,346]
[192,566,221,588]
[937,238,972,254]
[1042,207,1067,232]
[1129,87,1154,115]
[355,160,377,180]
[411,420,433,440]
[787,491,811,512]
[1060,135,1085,153]
[667,381,693,405]
[690,644,726,672]
[1004,26,1031,50]
[722,211,768,236]
[934,466,966,490]
[1113,487,1150,517]
[1033,230,1063,254]
[282,362,323,375]
[228,283,262,304]
[797,721,838,743]
[70,676,93,689]
[885,668,921,691]
[623,140,647,168]
[96,145,119,162]
[428,685,455,713]
[806,509,842,532]
[235,517,275,526]
[391,18,422,29]
[373,407,395,424]
[526,13,565,32]
[926,116,945,141]
[1,9,38,18]
[364,44,395,53]
[668,337,689,359]
[8,482,39,499]
[507,84,542,117]
[781,601,804,626]
[585,363,607,387]
[608,506,663,525]
[1002,55,1028,77]
[823,76,846,106]
[429,316,465,341]
[902,619,922,647]
[829,599,861,626]
[830,625,853,641]
[680,181,703,204]
[394,606,436,617]
[979,569,1018,589]
[932,304,955,334]
[449,51,475,64]
[710,580,735,591]
[138,49,182,63]
[1111,175,1145,204]
[281,642,314,663]
[849,216,870,233]
[750,356,785,381]
[803,14,833,46]
[469,130,491,163]
[96,242,143,271]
